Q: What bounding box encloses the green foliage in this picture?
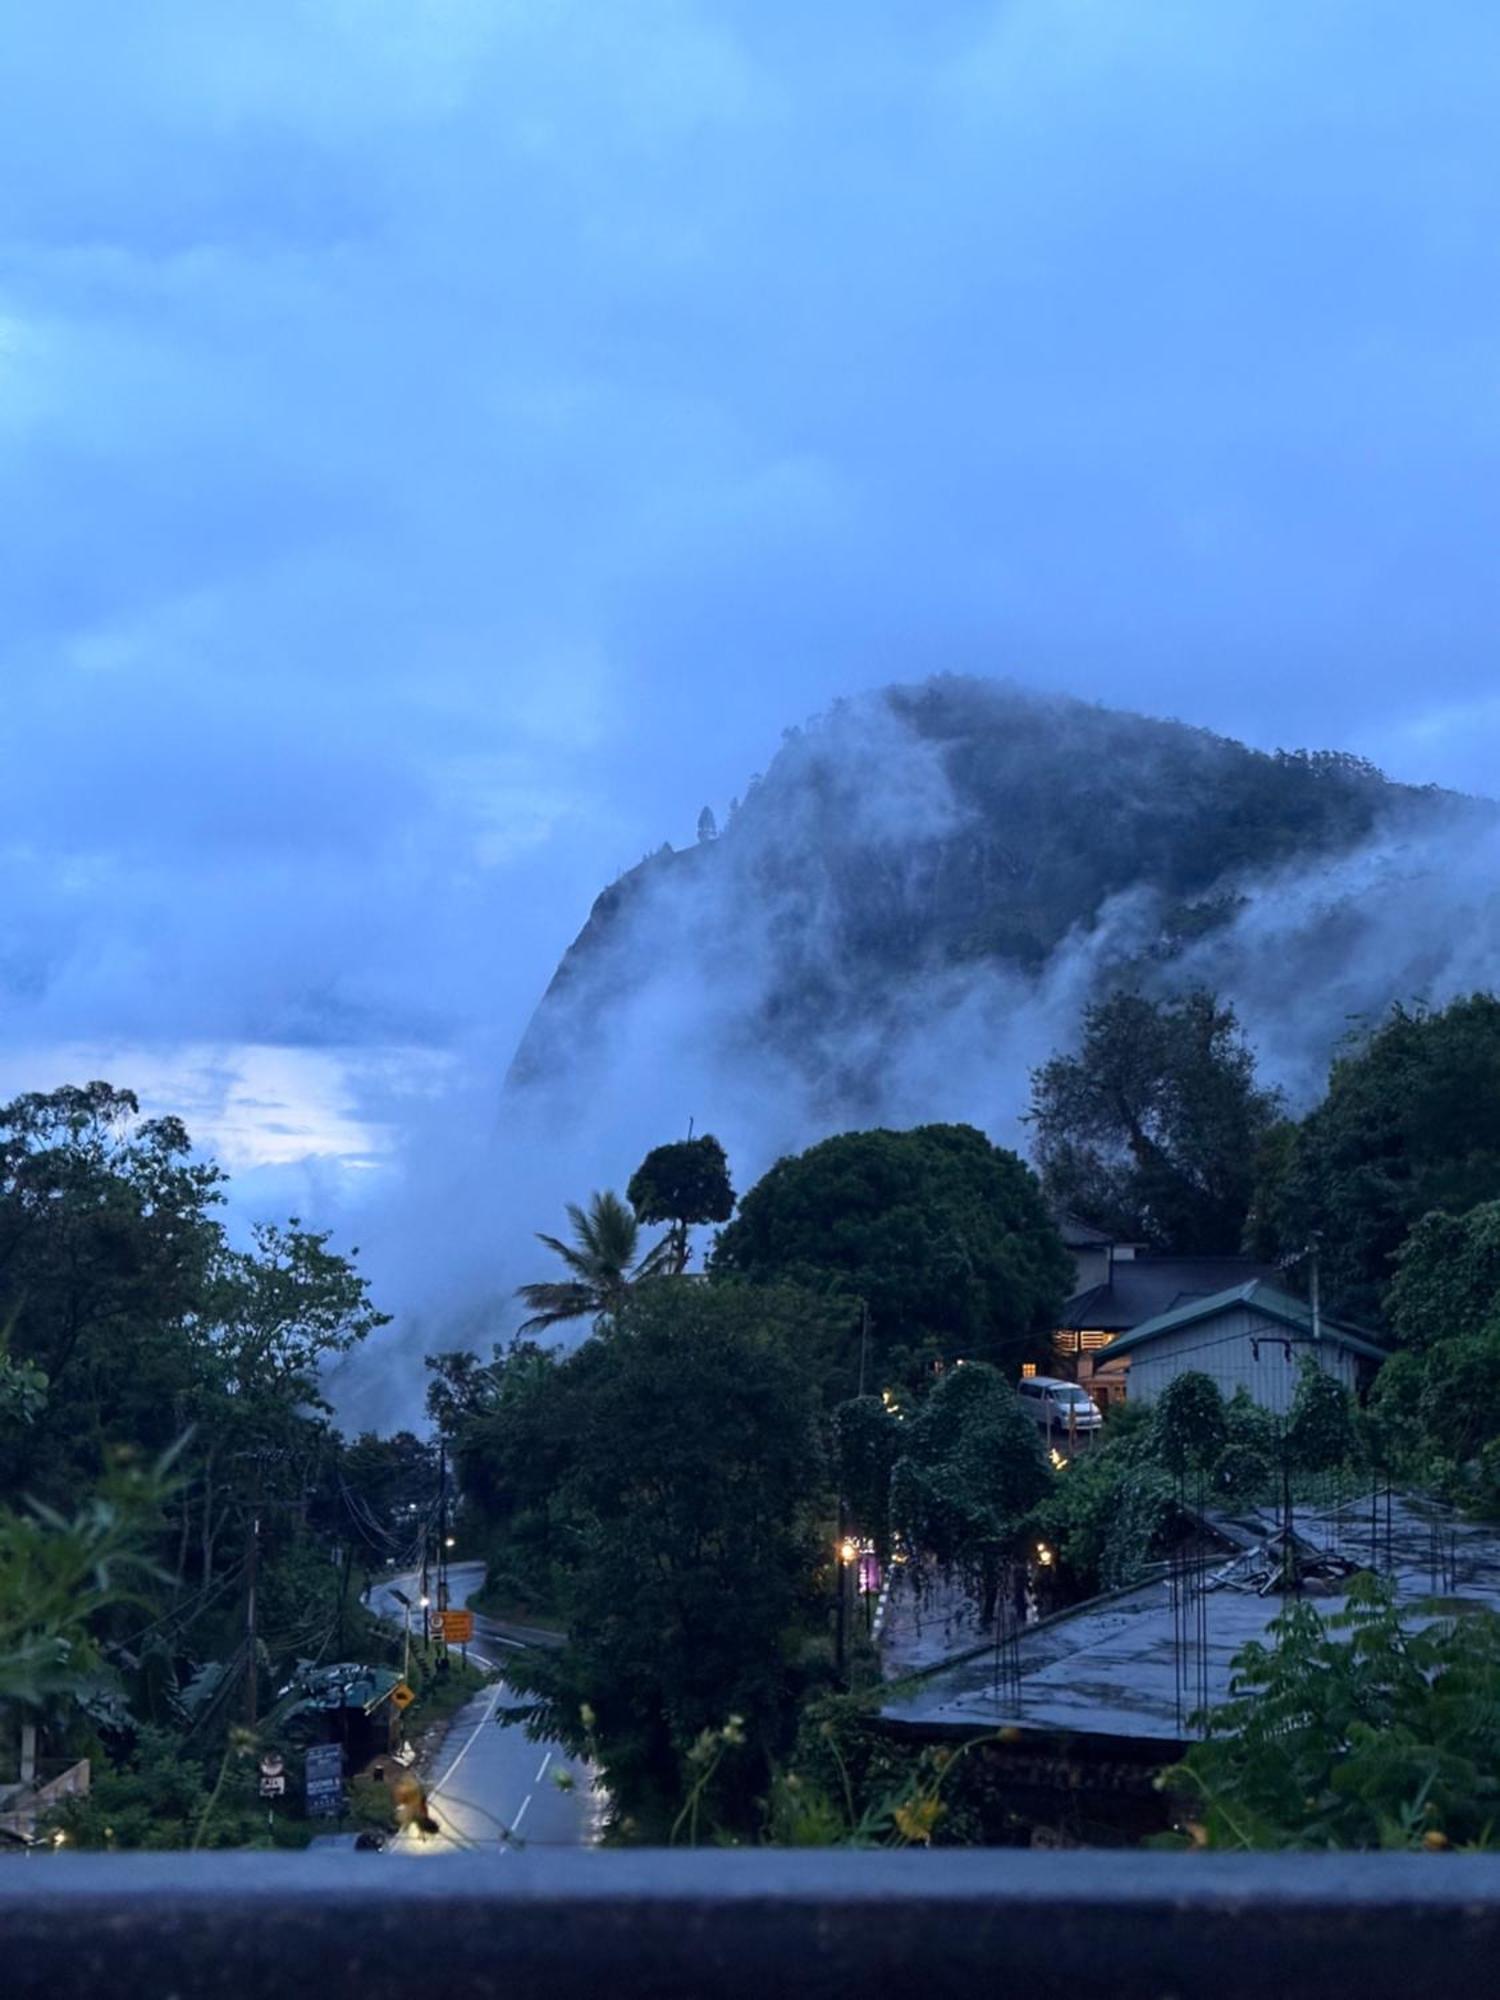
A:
[1030,988,1281,1253]
[210,1220,388,1408]
[1154,1372,1228,1476]
[711,1123,1071,1393]
[833,1397,902,1557]
[1031,1435,1176,1596]
[0,1326,47,1427]
[43,1726,298,1851]
[491,1282,831,1835]
[890,1364,1050,1621]
[891,1365,1050,1564]
[1363,1199,1500,1486]
[1388,1202,1500,1350]
[1251,997,1500,1324]
[1416,1331,1500,1464]
[0,1081,391,1801]
[1285,1357,1360,1473]
[1212,1388,1279,1501]
[627,1135,735,1273]
[0,1451,172,1709]
[515,1189,669,1334]
[1161,1576,1500,1850]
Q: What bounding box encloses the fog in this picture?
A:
[325,682,1500,1427]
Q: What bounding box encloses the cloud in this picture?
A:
[5,3,1500,1420]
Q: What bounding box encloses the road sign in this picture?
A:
[304,1742,344,1818]
[259,1773,286,1798]
[390,1681,416,1711]
[438,1610,474,1643]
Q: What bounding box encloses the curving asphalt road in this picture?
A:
[367,1562,601,1853]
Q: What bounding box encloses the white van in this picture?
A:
[1017,1376,1103,1436]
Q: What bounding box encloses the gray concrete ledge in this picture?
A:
[3,1850,1499,1998]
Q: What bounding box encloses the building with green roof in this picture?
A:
[1091,1279,1388,1413]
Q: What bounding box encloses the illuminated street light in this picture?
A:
[839,1538,858,1565]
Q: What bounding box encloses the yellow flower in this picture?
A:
[892,1797,945,1845]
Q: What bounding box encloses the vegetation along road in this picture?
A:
[368,1562,599,1852]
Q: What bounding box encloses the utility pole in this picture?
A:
[1309,1234,1323,1344]
[437,1434,450,1613]
[857,1301,869,1400]
[245,1506,260,1730]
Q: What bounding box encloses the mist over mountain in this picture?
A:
[508,678,1496,1153]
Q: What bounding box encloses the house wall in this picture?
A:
[1067,1244,1111,1293]
[1109,1308,1359,1414]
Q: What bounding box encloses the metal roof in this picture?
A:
[1093,1279,1390,1365]
[275,1662,402,1718]
[1058,1255,1281,1332]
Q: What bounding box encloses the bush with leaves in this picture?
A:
[1160,1575,1500,1849]
[1285,1357,1360,1474]
[1210,1387,1279,1502]
[890,1363,1050,1624]
[1152,1372,1228,1478]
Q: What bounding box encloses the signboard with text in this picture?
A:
[438,1610,474,1644]
[304,1742,344,1819]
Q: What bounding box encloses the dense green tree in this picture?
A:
[515,1189,669,1334]
[711,1124,1070,1393]
[1387,1201,1500,1351]
[890,1362,1050,1624]
[1029,989,1281,1253]
[1251,997,1500,1323]
[1153,1372,1229,1477]
[833,1396,902,1557]
[0,1080,392,1766]
[1284,1359,1360,1473]
[452,1342,581,1614]
[497,1283,830,1834]
[0,1084,226,1492]
[627,1134,736,1274]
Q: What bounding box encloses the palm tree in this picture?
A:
[515,1189,669,1334]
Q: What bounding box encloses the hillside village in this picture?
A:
[8,982,1500,1854]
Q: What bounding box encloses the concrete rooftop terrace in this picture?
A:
[880,1492,1500,1744]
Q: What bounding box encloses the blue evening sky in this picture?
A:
[4,1,1500,1219]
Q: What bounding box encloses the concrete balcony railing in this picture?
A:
[3,1849,1499,1999]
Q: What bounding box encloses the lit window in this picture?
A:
[1021,1363,1037,1378]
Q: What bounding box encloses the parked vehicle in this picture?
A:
[1017,1376,1103,1436]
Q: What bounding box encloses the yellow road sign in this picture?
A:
[390,1681,416,1711]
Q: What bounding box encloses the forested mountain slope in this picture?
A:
[508,679,1494,1137]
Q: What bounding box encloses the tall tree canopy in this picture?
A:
[626,1134,736,1274]
[1029,988,1281,1253]
[711,1123,1070,1392]
[890,1362,1051,1624]
[491,1282,829,1834]
[1251,996,1500,1323]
